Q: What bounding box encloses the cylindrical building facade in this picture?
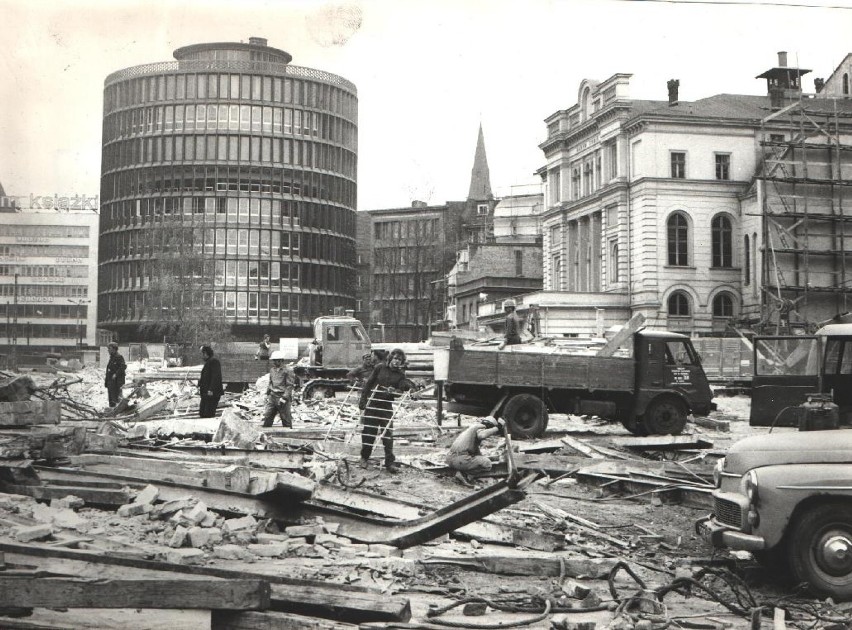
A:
[99,37,357,341]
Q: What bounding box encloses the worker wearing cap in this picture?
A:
[262,350,296,428]
[346,349,388,384]
[358,348,413,473]
[446,417,505,482]
[498,299,523,350]
[104,342,126,407]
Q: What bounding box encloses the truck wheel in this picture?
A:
[642,397,687,435]
[502,394,548,439]
[788,502,852,600]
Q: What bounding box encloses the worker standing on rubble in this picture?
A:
[446,417,505,483]
[198,345,223,418]
[256,334,271,361]
[358,348,412,473]
[262,350,296,428]
[497,299,523,350]
[104,342,126,407]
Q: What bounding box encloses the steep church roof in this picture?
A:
[467,124,493,201]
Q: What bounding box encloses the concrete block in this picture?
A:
[52,508,89,531]
[164,547,205,564]
[368,543,401,557]
[134,484,160,506]
[213,544,254,561]
[284,524,323,538]
[200,511,218,528]
[315,533,350,549]
[50,495,85,511]
[256,533,289,544]
[222,514,257,534]
[183,501,209,525]
[158,497,193,519]
[14,523,53,542]
[169,525,188,548]
[117,502,153,518]
[248,543,289,557]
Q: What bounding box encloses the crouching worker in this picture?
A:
[358,348,412,473]
[446,416,505,483]
[262,350,296,428]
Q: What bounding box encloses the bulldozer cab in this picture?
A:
[313,317,370,368]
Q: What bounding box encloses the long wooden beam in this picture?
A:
[0,576,270,610]
[0,543,411,623]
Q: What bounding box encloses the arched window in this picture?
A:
[844,73,849,96]
[667,213,689,266]
[712,215,732,268]
[581,87,592,121]
[668,291,690,316]
[713,293,734,318]
[744,235,751,286]
[609,242,619,284]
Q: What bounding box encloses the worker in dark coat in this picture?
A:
[104,342,126,407]
[498,299,523,349]
[358,348,412,473]
[198,345,224,418]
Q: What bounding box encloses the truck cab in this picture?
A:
[311,316,371,368]
[631,331,715,434]
[750,323,852,426]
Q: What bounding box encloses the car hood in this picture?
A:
[724,429,852,473]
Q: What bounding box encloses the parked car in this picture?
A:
[697,429,852,599]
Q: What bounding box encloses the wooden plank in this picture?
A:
[0,608,210,630]
[421,554,617,578]
[517,439,566,454]
[560,436,604,459]
[0,543,411,623]
[610,435,714,450]
[0,482,134,507]
[213,610,358,630]
[596,313,645,358]
[0,576,270,610]
[119,447,306,470]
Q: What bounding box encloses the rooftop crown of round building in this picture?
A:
[172,36,292,64]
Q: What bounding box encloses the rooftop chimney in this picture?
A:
[778,51,788,67]
[814,77,825,93]
[667,79,680,106]
[249,37,268,46]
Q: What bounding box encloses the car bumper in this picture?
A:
[695,515,767,552]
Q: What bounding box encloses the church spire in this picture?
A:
[467,124,493,201]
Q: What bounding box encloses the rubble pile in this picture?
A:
[1,365,850,629]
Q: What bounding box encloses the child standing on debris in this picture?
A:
[256,333,271,361]
[198,345,223,418]
[104,342,126,407]
[262,351,296,428]
[358,348,412,473]
[446,417,505,483]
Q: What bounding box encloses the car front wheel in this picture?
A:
[788,502,852,601]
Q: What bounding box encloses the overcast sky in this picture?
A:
[1,0,851,211]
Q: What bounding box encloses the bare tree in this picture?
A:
[140,218,232,348]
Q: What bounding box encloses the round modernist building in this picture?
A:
[99,37,357,341]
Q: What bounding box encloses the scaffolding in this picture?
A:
[757,96,852,333]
